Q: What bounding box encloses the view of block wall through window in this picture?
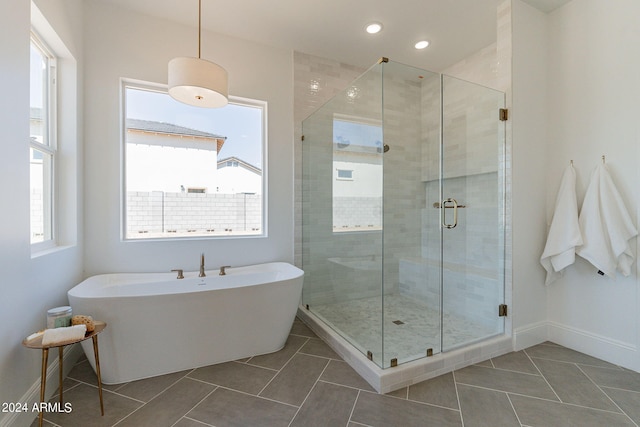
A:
[123,84,265,239]
[333,117,382,232]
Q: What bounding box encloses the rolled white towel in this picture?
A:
[42,324,87,345]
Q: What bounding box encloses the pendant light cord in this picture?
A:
[198,0,202,59]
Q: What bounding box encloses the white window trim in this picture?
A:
[30,30,58,253]
[120,79,268,241]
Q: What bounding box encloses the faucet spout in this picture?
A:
[199,253,206,277]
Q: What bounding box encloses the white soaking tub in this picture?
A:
[67,262,304,384]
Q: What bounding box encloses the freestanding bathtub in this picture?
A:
[67,262,304,384]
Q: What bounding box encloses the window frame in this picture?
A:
[120,79,268,241]
[30,30,57,251]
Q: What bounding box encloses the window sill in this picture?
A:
[31,243,76,259]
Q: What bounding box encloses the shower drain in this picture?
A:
[392,320,405,325]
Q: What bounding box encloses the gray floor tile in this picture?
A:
[290,381,359,427]
[290,319,317,338]
[66,360,126,391]
[408,372,459,410]
[532,357,620,411]
[115,369,191,402]
[351,391,462,427]
[42,319,640,427]
[475,359,493,368]
[173,417,213,427]
[260,353,329,406]
[188,361,276,395]
[454,365,558,400]
[29,418,57,427]
[602,387,640,425]
[42,383,142,427]
[525,344,620,369]
[510,394,636,427]
[116,378,215,427]
[492,350,539,374]
[457,384,520,427]
[299,337,341,359]
[386,387,408,399]
[320,360,376,392]
[188,387,297,427]
[247,334,308,370]
[580,364,640,393]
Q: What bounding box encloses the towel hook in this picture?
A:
[570,160,573,166]
[602,155,605,164]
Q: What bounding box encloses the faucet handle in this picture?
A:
[219,265,231,276]
[171,269,184,279]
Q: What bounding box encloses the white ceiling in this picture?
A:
[102,0,571,72]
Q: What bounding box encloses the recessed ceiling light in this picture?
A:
[365,22,383,34]
[415,40,430,49]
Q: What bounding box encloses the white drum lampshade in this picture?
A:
[168,57,228,108]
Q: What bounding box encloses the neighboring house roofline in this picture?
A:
[126,118,227,152]
[217,156,262,175]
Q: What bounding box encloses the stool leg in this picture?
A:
[92,335,104,416]
[58,346,64,404]
[39,348,49,427]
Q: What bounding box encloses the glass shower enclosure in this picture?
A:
[301,59,506,369]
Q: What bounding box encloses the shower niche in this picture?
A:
[301,58,507,375]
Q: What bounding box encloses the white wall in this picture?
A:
[0,1,84,425]
[511,0,550,349]
[544,0,640,369]
[83,0,293,275]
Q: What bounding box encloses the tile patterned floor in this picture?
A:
[33,318,640,427]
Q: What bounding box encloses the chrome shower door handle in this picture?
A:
[441,198,458,229]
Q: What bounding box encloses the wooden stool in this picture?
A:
[23,321,107,427]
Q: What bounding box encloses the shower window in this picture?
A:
[122,82,266,240]
[332,115,382,233]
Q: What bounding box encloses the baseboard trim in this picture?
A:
[547,321,638,370]
[0,343,84,427]
[514,320,639,371]
[513,321,548,351]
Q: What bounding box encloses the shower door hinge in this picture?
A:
[301,135,305,141]
[499,108,509,121]
[367,351,373,361]
[498,304,508,317]
[390,358,398,367]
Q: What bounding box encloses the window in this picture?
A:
[30,33,56,246]
[332,116,382,232]
[336,169,353,180]
[122,82,266,239]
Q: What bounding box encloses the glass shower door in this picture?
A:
[440,75,506,350]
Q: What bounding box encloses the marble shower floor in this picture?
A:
[31,318,640,427]
[312,293,496,367]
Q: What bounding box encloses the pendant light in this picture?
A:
[168,0,228,108]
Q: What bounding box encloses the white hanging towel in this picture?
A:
[576,163,638,278]
[540,164,583,285]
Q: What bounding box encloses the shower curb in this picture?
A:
[297,306,513,394]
